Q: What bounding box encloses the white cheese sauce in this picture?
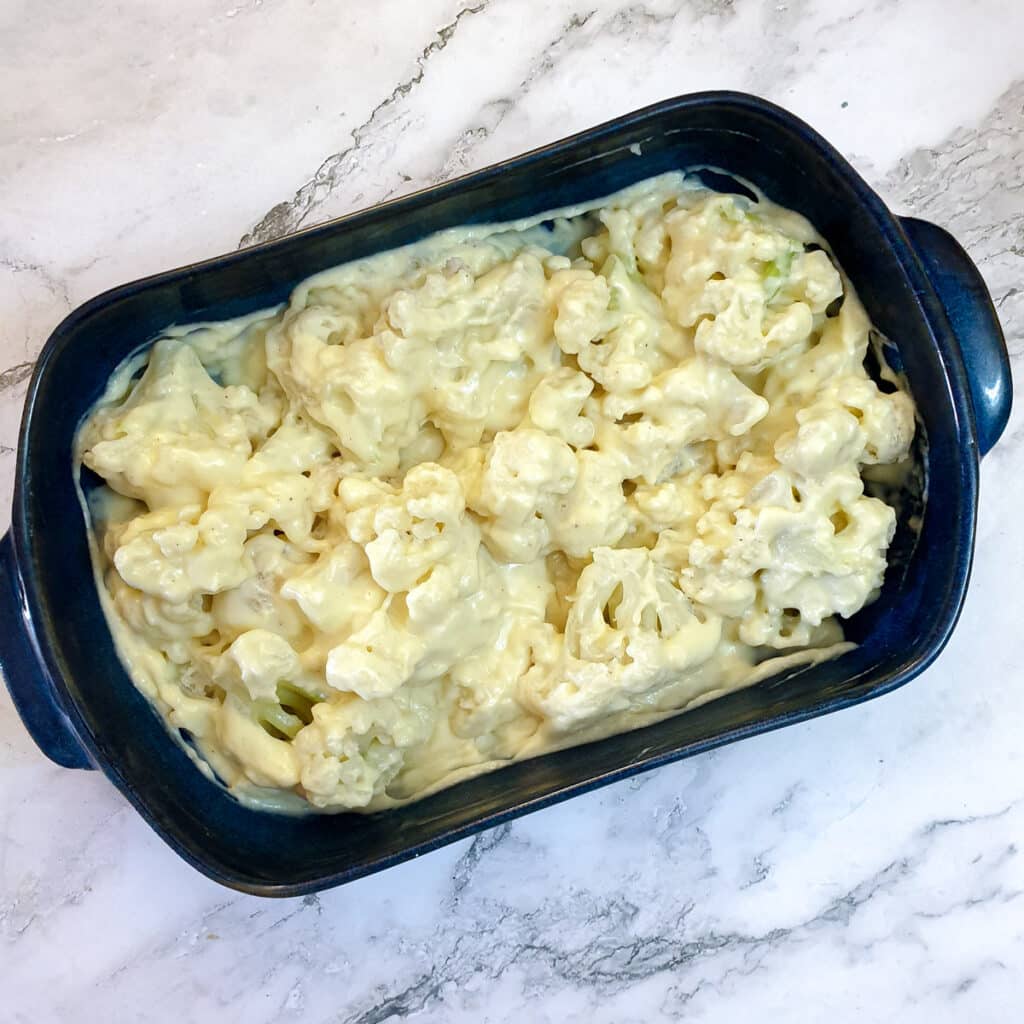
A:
[75,172,915,813]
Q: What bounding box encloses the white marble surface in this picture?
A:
[2,1,1024,1019]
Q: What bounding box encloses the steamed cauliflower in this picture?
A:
[78,171,915,813]
[520,548,722,730]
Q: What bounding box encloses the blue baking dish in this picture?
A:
[0,92,1011,896]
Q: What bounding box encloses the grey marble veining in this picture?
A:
[2,2,1024,1021]
[240,0,495,246]
[880,78,1024,349]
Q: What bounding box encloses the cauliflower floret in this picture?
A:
[266,306,425,475]
[448,617,541,743]
[772,381,914,479]
[520,548,722,731]
[335,466,503,695]
[675,455,896,646]
[80,339,279,509]
[526,367,596,448]
[210,533,315,643]
[663,194,795,323]
[341,463,475,594]
[448,561,551,746]
[549,258,686,394]
[693,250,842,371]
[109,503,251,604]
[323,558,502,703]
[549,269,612,355]
[592,356,768,483]
[774,405,865,479]
[776,249,844,313]
[280,540,385,636]
[743,490,895,645]
[216,419,337,552]
[546,450,631,558]
[662,195,842,371]
[385,248,551,362]
[828,378,916,465]
[470,428,579,562]
[223,629,301,703]
[693,282,814,369]
[381,249,561,449]
[325,604,427,700]
[625,467,710,548]
[292,685,440,809]
[99,403,341,608]
[762,296,873,407]
[104,569,217,669]
[579,174,683,291]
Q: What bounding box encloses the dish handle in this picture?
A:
[0,531,94,769]
[900,216,1013,456]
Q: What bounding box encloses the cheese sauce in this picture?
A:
[76,173,915,812]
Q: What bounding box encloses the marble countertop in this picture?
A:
[3,2,1023,1020]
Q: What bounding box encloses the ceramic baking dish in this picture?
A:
[0,92,1011,896]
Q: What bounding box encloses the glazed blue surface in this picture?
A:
[899,217,1012,455]
[0,92,1012,896]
